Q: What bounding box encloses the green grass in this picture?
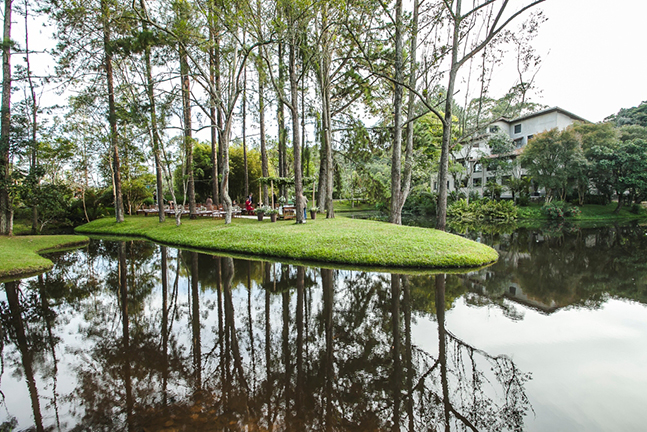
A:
[332,200,377,213]
[76,215,498,269]
[517,202,647,220]
[0,235,90,280]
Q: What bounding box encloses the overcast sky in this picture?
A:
[521,0,647,122]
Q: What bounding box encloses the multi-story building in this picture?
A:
[444,107,588,197]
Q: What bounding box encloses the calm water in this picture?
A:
[1,222,647,431]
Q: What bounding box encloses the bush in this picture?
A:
[447,198,517,222]
[468,190,481,203]
[403,187,437,215]
[582,194,608,205]
[516,195,530,206]
[542,201,580,219]
[448,190,466,205]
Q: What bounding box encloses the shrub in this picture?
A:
[447,198,517,222]
[583,194,608,205]
[542,201,580,219]
[448,190,466,204]
[403,187,437,215]
[516,195,530,206]
[468,190,481,203]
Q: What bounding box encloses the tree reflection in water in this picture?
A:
[0,239,532,431]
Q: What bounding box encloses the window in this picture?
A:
[514,124,522,134]
[514,138,523,149]
[489,125,500,133]
[473,177,482,187]
[474,163,482,172]
[527,134,534,142]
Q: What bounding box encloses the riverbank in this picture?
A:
[75,216,498,269]
[517,202,647,221]
[0,235,90,280]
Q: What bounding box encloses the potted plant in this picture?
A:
[255,206,266,221]
[266,207,279,222]
[309,206,319,220]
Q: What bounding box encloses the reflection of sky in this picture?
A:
[412,297,647,432]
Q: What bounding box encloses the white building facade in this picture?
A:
[444,107,588,197]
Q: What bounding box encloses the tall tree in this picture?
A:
[174,0,197,218]
[101,0,125,223]
[435,0,545,231]
[0,0,13,234]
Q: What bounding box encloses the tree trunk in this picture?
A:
[24,5,39,233]
[389,0,404,225]
[258,63,269,205]
[180,43,196,218]
[277,44,288,199]
[314,4,335,218]
[101,0,124,223]
[210,7,220,205]
[221,119,233,224]
[242,60,249,198]
[140,0,165,223]
[289,34,304,223]
[436,1,462,232]
[0,0,12,235]
[317,112,328,211]
[396,0,419,221]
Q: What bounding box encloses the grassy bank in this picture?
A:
[0,235,90,280]
[517,203,647,221]
[76,216,498,269]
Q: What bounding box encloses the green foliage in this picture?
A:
[448,198,517,222]
[588,138,647,207]
[229,144,263,203]
[402,186,437,216]
[483,132,515,174]
[542,201,581,219]
[519,128,586,201]
[606,101,647,127]
[122,174,155,212]
[484,180,503,200]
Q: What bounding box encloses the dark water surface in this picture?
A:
[2,222,647,431]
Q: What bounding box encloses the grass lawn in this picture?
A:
[332,200,377,213]
[0,235,90,280]
[517,203,647,220]
[76,215,498,269]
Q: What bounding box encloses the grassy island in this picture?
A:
[76,216,498,269]
[0,235,90,280]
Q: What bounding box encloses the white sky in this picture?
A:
[520,0,647,122]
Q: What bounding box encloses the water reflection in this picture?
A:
[456,222,647,314]
[1,239,535,431]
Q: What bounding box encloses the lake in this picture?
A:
[1,221,646,431]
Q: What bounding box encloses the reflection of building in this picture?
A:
[504,284,560,314]
[444,107,589,196]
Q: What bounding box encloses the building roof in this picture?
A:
[496,106,590,125]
